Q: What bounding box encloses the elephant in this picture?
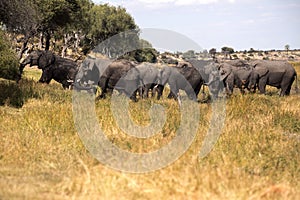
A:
[75,59,140,101]
[136,62,161,99]
[248,60,298,96]
[187,59,224,98]
[18,50,79,89]
[76,56,112,86]
[157,63,204,101]
[19,50,55,73]
[217,62,253,95]
[39,60,79,89]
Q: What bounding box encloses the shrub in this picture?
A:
[231,54,238,59]
[0,30,19,81]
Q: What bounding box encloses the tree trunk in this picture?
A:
[18,35,30,60]
[38,32,44,49]
[45,31,51,51]
[61,33,72,58]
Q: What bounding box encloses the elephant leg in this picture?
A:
[188,84,200,101]
[168,85,178,100]
[138,86,144,98]
[98,77,108,99]
[98,86,107,99]
[285,84,292,96]
[62,84,68,89]
[258,79,267,94]
[194,84,201,97]
[226,81,233,96]
[130,89,138,102]
[143,85,150,98]
[167,91,176,99]
[280,77,294,96]
[156,85,164,100]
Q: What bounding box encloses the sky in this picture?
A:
[92,0,300,52]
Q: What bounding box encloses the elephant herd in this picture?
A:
[18,50,298,102]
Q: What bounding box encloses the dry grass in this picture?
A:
[0,64,299,199]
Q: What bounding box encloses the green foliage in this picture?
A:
[134,48,159,63]
[121,47,159,63]
[221,46,235,54]
[182,50,196,59]
[0,30,19,80]
[209,48,217,58]
[1,0,141,57]
[0,0,38,34]
[248,47,255,53]
[29,0,91,30]
[89,4,138,45]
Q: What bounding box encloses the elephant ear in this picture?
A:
[254,66,268,77]
[38,51,55,69]
[219,64,232,81]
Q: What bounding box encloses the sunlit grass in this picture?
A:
[0,64,299,199]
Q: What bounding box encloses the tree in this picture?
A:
[1,0,94,57]
[248,48,255,53]
[202,49,208,58]
[120,39,159,63]
[285,44,290,55]
[0,0,39,59]
[29,0,93,51]
[0,30,19,80]
[88,4,138,53]
[209,48,217,58]
[1,1,139,58]
[221,46,234,54]
[182,50,196,59]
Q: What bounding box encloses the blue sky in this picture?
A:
[93,0,300,52]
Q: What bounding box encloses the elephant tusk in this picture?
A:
[177,92,182,107]
[74,81,94,91]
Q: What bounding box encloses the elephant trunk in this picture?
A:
[205,79,214,86]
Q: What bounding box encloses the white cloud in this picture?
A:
[174,0,218,6]
[136,0,236,7]
[93,0,236,10]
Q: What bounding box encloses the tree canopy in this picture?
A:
[0,0,141,58]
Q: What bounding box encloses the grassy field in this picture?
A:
[0,64,299,199]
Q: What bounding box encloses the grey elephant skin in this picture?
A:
[248,60,297,96]
[217,61,252,95]
[157,62,204,101]
[187,59,223,98]
[75,56,111,86]
[19,50,79,89]
[75,59,140,101]
[136,62,161,99]
[38,60,79,89]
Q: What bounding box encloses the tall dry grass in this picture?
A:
[0,64,299,199]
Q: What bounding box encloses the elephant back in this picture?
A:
[104,59,138,81]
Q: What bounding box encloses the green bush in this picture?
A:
[0,30,19,81]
